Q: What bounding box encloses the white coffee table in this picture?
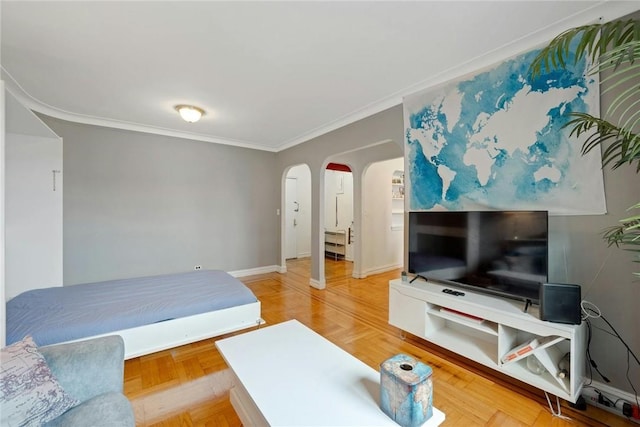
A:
[216,319,445,426]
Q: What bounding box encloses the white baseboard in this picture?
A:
[229,263,401,283]
[352,271,366,279]
[583,379,639,406]
[229,265,280,278]
[309,278,325,289]
[362,263,403,277]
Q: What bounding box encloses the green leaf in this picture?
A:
[530,19,640,276]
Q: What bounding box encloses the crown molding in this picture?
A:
[1,67,277,153]
[3,1,637,154]
[276,1,640,151]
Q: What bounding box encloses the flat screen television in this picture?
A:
[408,210,548,304]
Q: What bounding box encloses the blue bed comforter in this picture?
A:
[6,270,258,346]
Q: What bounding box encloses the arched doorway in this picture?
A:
[324,163,354,281]
[319,142,403,285]
[360,157,404,276]
[282,164,311,274]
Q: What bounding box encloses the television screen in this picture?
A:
[408,211,548,303]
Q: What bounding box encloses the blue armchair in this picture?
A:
[39,335,135,427]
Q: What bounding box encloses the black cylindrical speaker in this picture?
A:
[539,283,582,324]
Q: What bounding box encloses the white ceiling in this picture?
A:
[2,1,638,152]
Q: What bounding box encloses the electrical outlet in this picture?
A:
[633,404,640,420]
[194,265,202,270]
[582,387,640,424]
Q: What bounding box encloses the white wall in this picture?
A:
[40,115,280,285]
[287,164,311,258]
[362,158,404,275]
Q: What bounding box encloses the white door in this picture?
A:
[285,177,298,259]
[5,133,63,298]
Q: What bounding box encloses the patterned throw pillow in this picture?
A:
[1,336,80,427]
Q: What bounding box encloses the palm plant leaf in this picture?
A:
[603,203,640,250]
[583,42,640,139]
[530,20,640,169]
[602,203,640,278]
[530,21,640,142]
[564,113,640,169]
[529,19,640,80]
[529,19,640,275]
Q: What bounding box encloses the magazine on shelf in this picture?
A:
[501,335,565,365]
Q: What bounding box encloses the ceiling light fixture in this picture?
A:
[175,104,205,123]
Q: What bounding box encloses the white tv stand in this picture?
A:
[389,278,586,402]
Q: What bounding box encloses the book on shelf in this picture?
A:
[501,335,565,365]
[439,307,485,323]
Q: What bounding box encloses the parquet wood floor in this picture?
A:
[124,258,634,426]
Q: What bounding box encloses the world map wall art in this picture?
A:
[403,42,606,215]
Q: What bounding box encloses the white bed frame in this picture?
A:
[66,301,263,359]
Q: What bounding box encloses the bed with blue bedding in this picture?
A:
[6,270,262,358]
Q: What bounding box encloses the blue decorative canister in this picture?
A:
[380,354,433,427]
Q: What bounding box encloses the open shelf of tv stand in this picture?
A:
[389,278,586,402]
